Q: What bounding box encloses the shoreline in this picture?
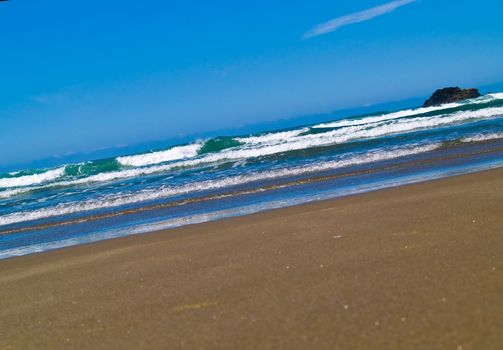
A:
[1,167,503,349]
[2,150,503,260]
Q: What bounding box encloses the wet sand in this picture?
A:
[1,168,503,349]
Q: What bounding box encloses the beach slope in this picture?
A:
[1,169,503,349]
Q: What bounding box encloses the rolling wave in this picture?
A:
[102,104,503,178]
[312,92,503,129]
[0,167,65,189]
[64,159,121,177]
[117,143,202,167]
[235,128,310,144]
[198,137,242,154]
[111,100,503,173]
[0,143,440,227]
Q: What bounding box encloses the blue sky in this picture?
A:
[1,0,503,167]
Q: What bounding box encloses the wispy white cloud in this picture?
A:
[303,0,416,39]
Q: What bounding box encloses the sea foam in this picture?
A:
[0,143,440,227]
[461,132,503,143]
[117,143,202,167]
[0,167,66,189]
[313,92,503,129]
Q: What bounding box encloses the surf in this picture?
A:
[0,142,441,227]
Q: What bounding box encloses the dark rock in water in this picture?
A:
[423,87,481,107]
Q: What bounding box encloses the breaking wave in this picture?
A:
[0,143,440,226]
[312,92,503,129]
[0,167,66,189]
[117,143,202,167]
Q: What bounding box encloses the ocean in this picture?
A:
[2,93,503,259]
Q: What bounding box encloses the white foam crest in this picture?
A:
[33,130,377,189]
[235,128,310,144]
[331,107,503,142]
[0,161,189,193]
[0,167,66,189]
[461,132,503,143]
[0,188,34,199]
[313,92,503,130]
[213,106,503,161]
[487,92,503,100]
[0,143,440,227]
[313,104,464,129]
[117,143,202,167]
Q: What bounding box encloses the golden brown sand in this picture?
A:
[1,169,503,349]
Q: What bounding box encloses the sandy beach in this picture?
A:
[1,168,503,349]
